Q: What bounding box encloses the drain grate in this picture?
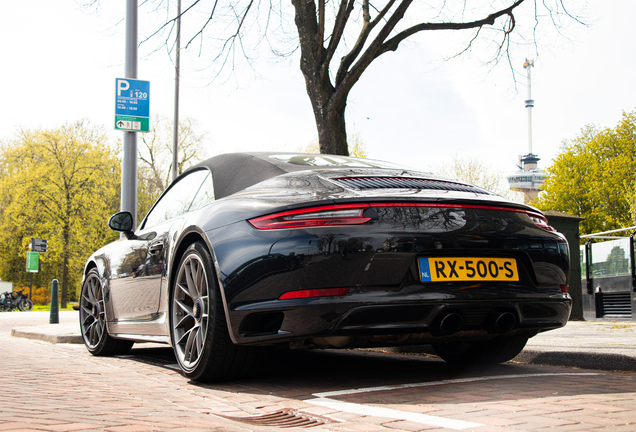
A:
[216,408,333,428]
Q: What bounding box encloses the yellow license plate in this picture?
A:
[418,257,519,282]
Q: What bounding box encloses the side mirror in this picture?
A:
[108,211,135,239]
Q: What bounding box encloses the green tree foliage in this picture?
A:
[0,122,120,306]
[536,110,636,236]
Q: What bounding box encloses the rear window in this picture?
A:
[269,154,420,170]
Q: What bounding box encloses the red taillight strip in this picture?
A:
[249,204,371,229]
[249,202,554,232]
[279,288,349,300]
[367,202,527,212]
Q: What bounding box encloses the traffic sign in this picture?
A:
[115,78,150,132]
[115,115,150,132]
[32,238,48,253]
[26,252,39,273]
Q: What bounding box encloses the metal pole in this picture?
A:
[171,0,181,183]
[585,240,593,295]
[29,238,33,299]
[50,279,59,324]
[631,232,636,293]
[121,0,139,229]
[581,225,636,238]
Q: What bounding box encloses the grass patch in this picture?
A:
[32,303,78,312]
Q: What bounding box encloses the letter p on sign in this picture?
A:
[117,79,130,96]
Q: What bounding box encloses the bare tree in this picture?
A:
[137,115,209,216]
[135,0,582,155]
[435,154,524,201]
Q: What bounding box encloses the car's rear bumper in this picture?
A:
[228,285,572,346]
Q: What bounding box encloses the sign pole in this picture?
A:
[121,0,139,229]
[171,0,181,183]
[27,239,46,299]
[26,250,39,299]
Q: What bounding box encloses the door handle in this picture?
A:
[149,242,164,254]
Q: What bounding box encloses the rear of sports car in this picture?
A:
[209,168,571,364]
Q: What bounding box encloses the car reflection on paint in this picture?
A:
[79,152,572,382]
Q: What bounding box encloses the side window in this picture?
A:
[143,169,209,229]
[189,172,215,212]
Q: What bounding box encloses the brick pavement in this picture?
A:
[2,313,636,431]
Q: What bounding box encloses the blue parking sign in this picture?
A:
[115,78,150,117]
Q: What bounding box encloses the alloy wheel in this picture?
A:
[172,252,210,370]
[80,272,106,349]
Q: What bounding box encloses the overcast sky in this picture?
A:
[2,0,635,182]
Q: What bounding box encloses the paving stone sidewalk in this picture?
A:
[3,312,636,431]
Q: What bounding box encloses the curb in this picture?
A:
[11,323,636,372]
[381,344,636,373]
[11,325,83,344]
[514,349,636,372]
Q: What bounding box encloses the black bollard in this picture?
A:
[50,279,59,324]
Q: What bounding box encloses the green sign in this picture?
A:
[115,115,150,132]
[26,251,39,273]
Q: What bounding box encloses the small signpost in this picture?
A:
[115,78,150,132]
[26,238,48,300]
[26,252,39,273]
[32,238,48,253]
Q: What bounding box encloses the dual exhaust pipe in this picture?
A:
[434,311,517,335]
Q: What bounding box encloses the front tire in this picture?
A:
[19,299,33,311]
[79,268,133,356]
[432,335,528,365]
[170,242,262,382]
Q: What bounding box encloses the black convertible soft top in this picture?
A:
[186,152,426,200]
[187,153,314,200]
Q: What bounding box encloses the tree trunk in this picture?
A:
[292,0,350,156]
[298,55,350,155]
[299,59,350,155]
[311,90,349,156]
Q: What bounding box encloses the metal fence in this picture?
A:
[580,227,636,321]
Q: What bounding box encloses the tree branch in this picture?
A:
[335,0,526,110]
[321,0,356,83]
[335,0,398,86]
[317,0,325,55]
[378,0,525,57]
[140,0,203,46]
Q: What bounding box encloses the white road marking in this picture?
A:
[312,372,601,398]
[305,373,601,430]
[305,397,483,430]
[364,263,371,271]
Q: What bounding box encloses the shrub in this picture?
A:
[13,286,51,305]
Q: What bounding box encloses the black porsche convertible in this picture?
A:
[80,152,571,381]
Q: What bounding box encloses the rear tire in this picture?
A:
[79,268,134,356]
[170,242,263,382]
[432,335,528,365]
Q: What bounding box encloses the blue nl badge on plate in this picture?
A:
[418,258,432,282]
